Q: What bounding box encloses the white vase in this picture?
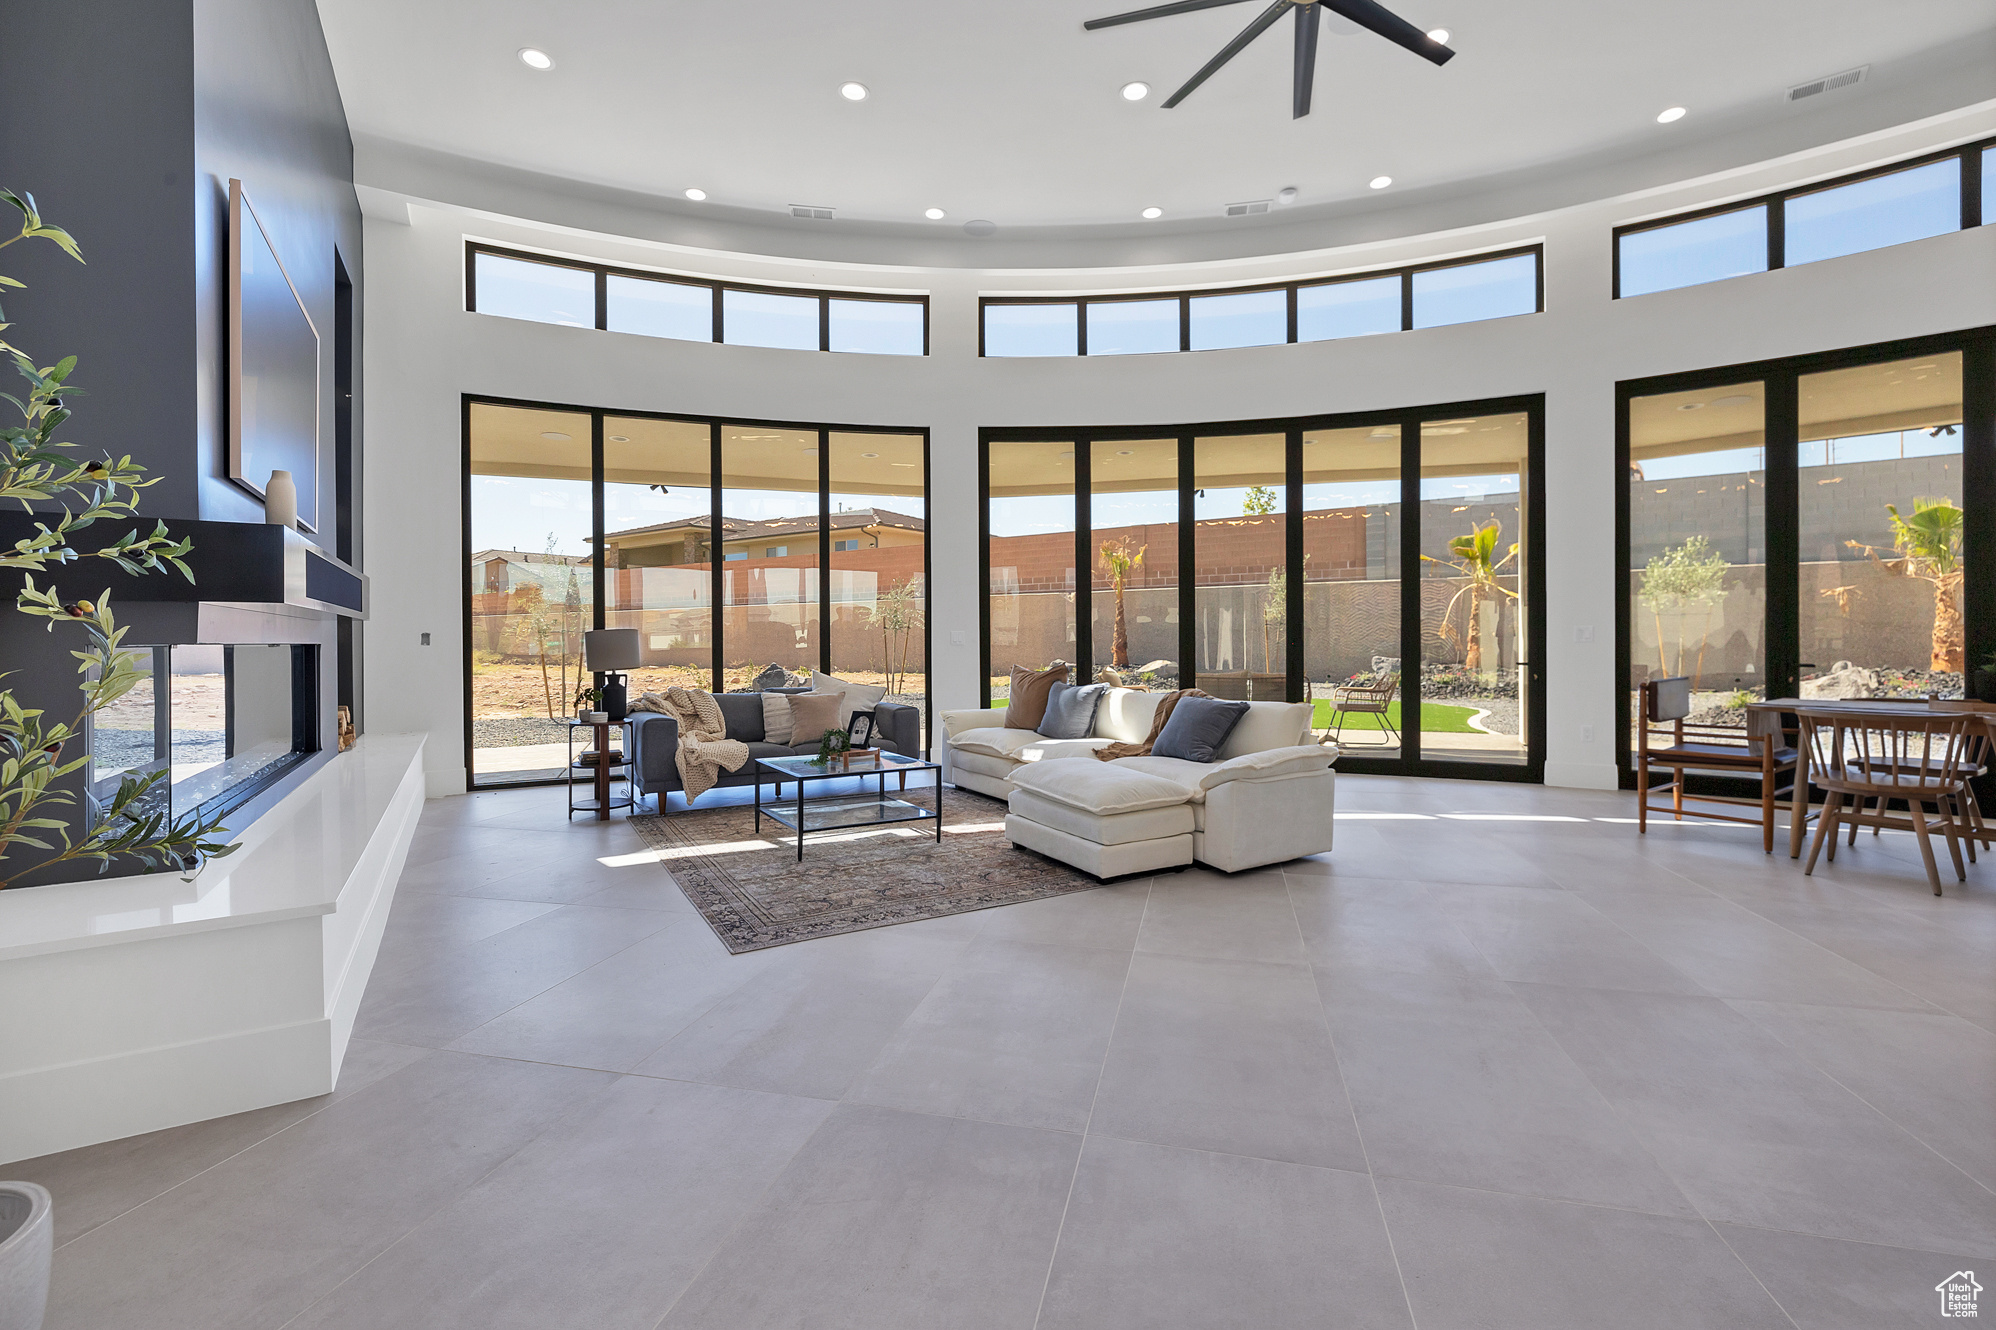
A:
[264,470,298,529]
[0,1182,51,1330]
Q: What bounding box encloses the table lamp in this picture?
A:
[584,629,641,721]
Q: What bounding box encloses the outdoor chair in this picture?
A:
[1798,706,1978,894]
[1637,676,1801,854]
[1324,671,1399,748]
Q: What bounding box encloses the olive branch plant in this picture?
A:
[0,188,237,888]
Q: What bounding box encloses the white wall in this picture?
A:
[362,108,1996,797]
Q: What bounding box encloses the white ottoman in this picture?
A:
[1005,762,1196,878]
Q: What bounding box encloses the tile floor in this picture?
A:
[15,775,1996,1329]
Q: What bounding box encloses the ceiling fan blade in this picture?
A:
[1083,0,1259,33]
[1320,0,1454,65]
[1292,1,1320,118]
[1160,0,1291,107]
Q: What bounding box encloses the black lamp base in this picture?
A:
[600,672,629,722]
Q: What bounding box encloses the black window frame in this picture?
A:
[1612,135,1994,299]
[462,394,934,790]
[979,394,1549,785]
[465,242,931,356]
[977,245,1545,358]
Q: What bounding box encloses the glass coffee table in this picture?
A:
[753,750,942,861]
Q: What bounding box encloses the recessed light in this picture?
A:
[839,81,868,101]
[539,431,570,441]
[1276,186,1299,205]
[1677,402,1706,411]
[518,47,553,70]
[1141,206,1163,219]
[861,452,880,459]
[1425,28,1449,43]
[608,435,630,442]
[1657,106,1686,123]
[1369,176,1393,190]
[1116,450,1135,456]
[1708,394,1754,407]
[924,207,946,220]
[684,188,707,201]
[1121,81,1150,101]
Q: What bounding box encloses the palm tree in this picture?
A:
[1845,497,1963,673]
[1099,538,1146,668]
[1421,520,1518,674]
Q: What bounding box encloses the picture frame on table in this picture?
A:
[846,709,877,750]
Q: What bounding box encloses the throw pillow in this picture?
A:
[751,662,789,692]
[1039,681,1108,740]
[809,670,888,729]
[786,691,844,748]
[1151,696,1251,763]
[761,691,795,745]
[1004,662,1069,730]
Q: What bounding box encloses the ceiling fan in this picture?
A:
[1084,0,1454,119]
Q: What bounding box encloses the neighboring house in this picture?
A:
[598,508,926,568]
[469,548,588,594]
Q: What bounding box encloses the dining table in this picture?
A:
[1745,696,1996,860]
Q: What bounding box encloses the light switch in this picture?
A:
[950,630,966,646]
[1573,625,1595,643]
[421,632,431,646]
[1581,724,1595,743]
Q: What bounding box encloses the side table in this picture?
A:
[566,719,634,820]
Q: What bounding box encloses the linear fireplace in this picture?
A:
[88,643,320,826]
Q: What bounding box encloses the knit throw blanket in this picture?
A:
[654,686,749,804]
[1093,688,1215,761]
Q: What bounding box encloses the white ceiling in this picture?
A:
[318,0,1995,238]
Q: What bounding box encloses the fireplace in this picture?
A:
[88,642,320,825]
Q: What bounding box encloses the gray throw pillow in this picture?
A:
[1039,682,1108,740]
[1152,697,1251,763]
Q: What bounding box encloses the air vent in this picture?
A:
[788,204,835,220]
[1224,199,1272,218]
[1787,66,1867,102]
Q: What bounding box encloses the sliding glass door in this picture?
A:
[1419,412,1532,765]
[1624,382,1766,755]
[1302,425,1402,754]
[465,398,929,787]
[466,402,595,784]
[1193,434,1289,700]
[1617,331,1995,781]
[982,397,1546,781]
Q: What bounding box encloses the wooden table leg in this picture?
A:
[1787,740,1810,859]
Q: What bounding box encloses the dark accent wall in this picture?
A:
[0,4,202,514]
[192,0,363,536]
[0,0,362,886]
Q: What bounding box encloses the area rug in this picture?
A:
[627,787,1100,952]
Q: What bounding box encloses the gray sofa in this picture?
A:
[629,691,922,811]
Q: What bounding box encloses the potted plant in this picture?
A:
[573,684,606,724]
[1,190,240,1329]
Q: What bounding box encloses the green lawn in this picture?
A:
[1311,699,1480,734]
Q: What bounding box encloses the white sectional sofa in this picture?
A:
[942,690,1337,876]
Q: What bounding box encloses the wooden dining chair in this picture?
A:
[1844,703,1994,862]
[1798,708,1976,895]
[1637,677,1801,853]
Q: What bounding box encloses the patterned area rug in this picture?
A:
[627,787,1101,952]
